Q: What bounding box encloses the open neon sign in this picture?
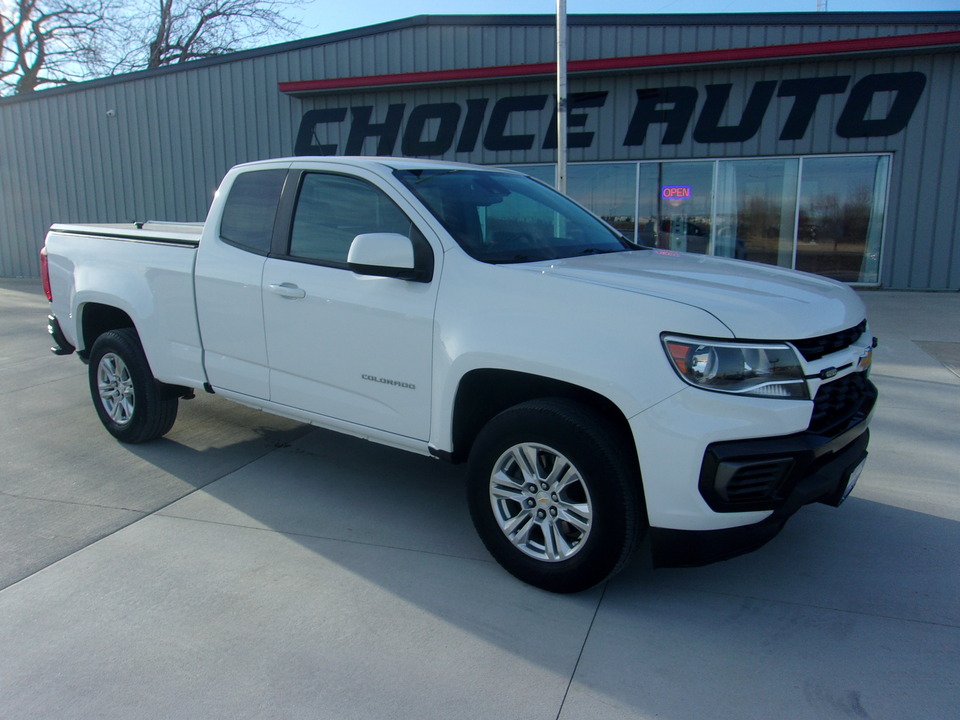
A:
[661,185,692,199]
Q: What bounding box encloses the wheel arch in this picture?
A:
[78,302,136,359]
[448,369,639,471]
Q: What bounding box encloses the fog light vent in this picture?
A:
[715,458,795,503]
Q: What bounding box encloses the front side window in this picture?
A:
[289,173,416,265]
[395,169,633,264]
[219,169,286,254]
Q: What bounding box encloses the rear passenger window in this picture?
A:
[289,173,414,265]
[219,170,286,254]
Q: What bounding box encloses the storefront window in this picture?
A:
[637,161,714,254]
[566,163,637,239]
[636,163,660,247]
[715,158,799,267]
[503,154,888,285]
[796,156,888,284]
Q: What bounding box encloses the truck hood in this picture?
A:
[517,249,865,340]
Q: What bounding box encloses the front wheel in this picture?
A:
[87,328,178,443]
[467,399,645,593]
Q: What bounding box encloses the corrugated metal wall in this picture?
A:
[1,13,959,288]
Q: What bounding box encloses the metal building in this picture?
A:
[2,12,959,289]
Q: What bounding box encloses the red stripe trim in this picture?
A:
[279,30,960,95]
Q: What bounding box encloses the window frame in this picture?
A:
[272,169,436,281]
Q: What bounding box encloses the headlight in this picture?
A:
[662,336,809,400]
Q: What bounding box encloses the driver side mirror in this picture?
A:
[347,233,430,283]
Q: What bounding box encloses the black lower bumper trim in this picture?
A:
[47,314,75,356]
[699,380,875,514]
[650,516,789,568]
[651,405,873,568]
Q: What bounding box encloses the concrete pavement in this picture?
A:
[1,278,958,719]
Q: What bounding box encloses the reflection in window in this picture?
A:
[499,155,888,284]
[504,164,556,187]
[289,173,412,264]
[566,163,637,241]
[715,159,798,267]
[797,156,888,284]
[396,169,630,264]
[219,169,286,254]
[637,161,713,254]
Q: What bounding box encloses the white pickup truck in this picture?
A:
[41,157,877,592]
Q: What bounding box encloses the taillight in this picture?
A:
[40,247,52,301]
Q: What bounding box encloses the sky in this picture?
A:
[294,0,960,39]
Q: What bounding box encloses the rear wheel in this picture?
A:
[88,328,178,443]
[467,398,645,593]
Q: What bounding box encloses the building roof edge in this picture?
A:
[3,12,960,106]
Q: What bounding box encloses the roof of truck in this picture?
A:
[234,156,516,173]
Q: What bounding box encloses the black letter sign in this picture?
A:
[623,87,698,146]
[484,95,548,151]
[543,92,608,149]
[294,108,348,155]
[345,104,406,155]
[456,99,489,153]
[836,72,927,138]
[777,76,851,141]
[402,103,462,156]
[694,81,777,144]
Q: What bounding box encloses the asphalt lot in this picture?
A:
[1,278,958,719]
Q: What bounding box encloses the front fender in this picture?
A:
[427,253,732,453]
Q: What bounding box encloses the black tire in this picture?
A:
[467,398,645,593]
[87,328,179,443]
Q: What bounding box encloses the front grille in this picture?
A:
[809,372,873,433]
[791,320,867,361]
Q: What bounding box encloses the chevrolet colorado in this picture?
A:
[41,157,877,592]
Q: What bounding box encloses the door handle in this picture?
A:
[268,283,306,299]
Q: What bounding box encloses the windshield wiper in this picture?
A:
[407,170,461,185]
[578,248,619,256]
[488,254,540,264]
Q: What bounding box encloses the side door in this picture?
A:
[195,167,290,399]
[261,169,440,440]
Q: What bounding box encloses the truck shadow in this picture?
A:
[117,391,960,717]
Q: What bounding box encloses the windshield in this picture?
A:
[394,168,635,263]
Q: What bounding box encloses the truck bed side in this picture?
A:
[45,224,207,389]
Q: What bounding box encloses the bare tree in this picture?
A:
[1,0,111,94]
[1,0,299,94]
[109,0,298,71]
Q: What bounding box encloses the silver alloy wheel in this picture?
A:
[97,352,135,425]
[489,442,593,562]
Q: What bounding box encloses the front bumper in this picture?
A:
[650,377,876,567]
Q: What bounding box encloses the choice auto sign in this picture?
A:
[292,71,927,157]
